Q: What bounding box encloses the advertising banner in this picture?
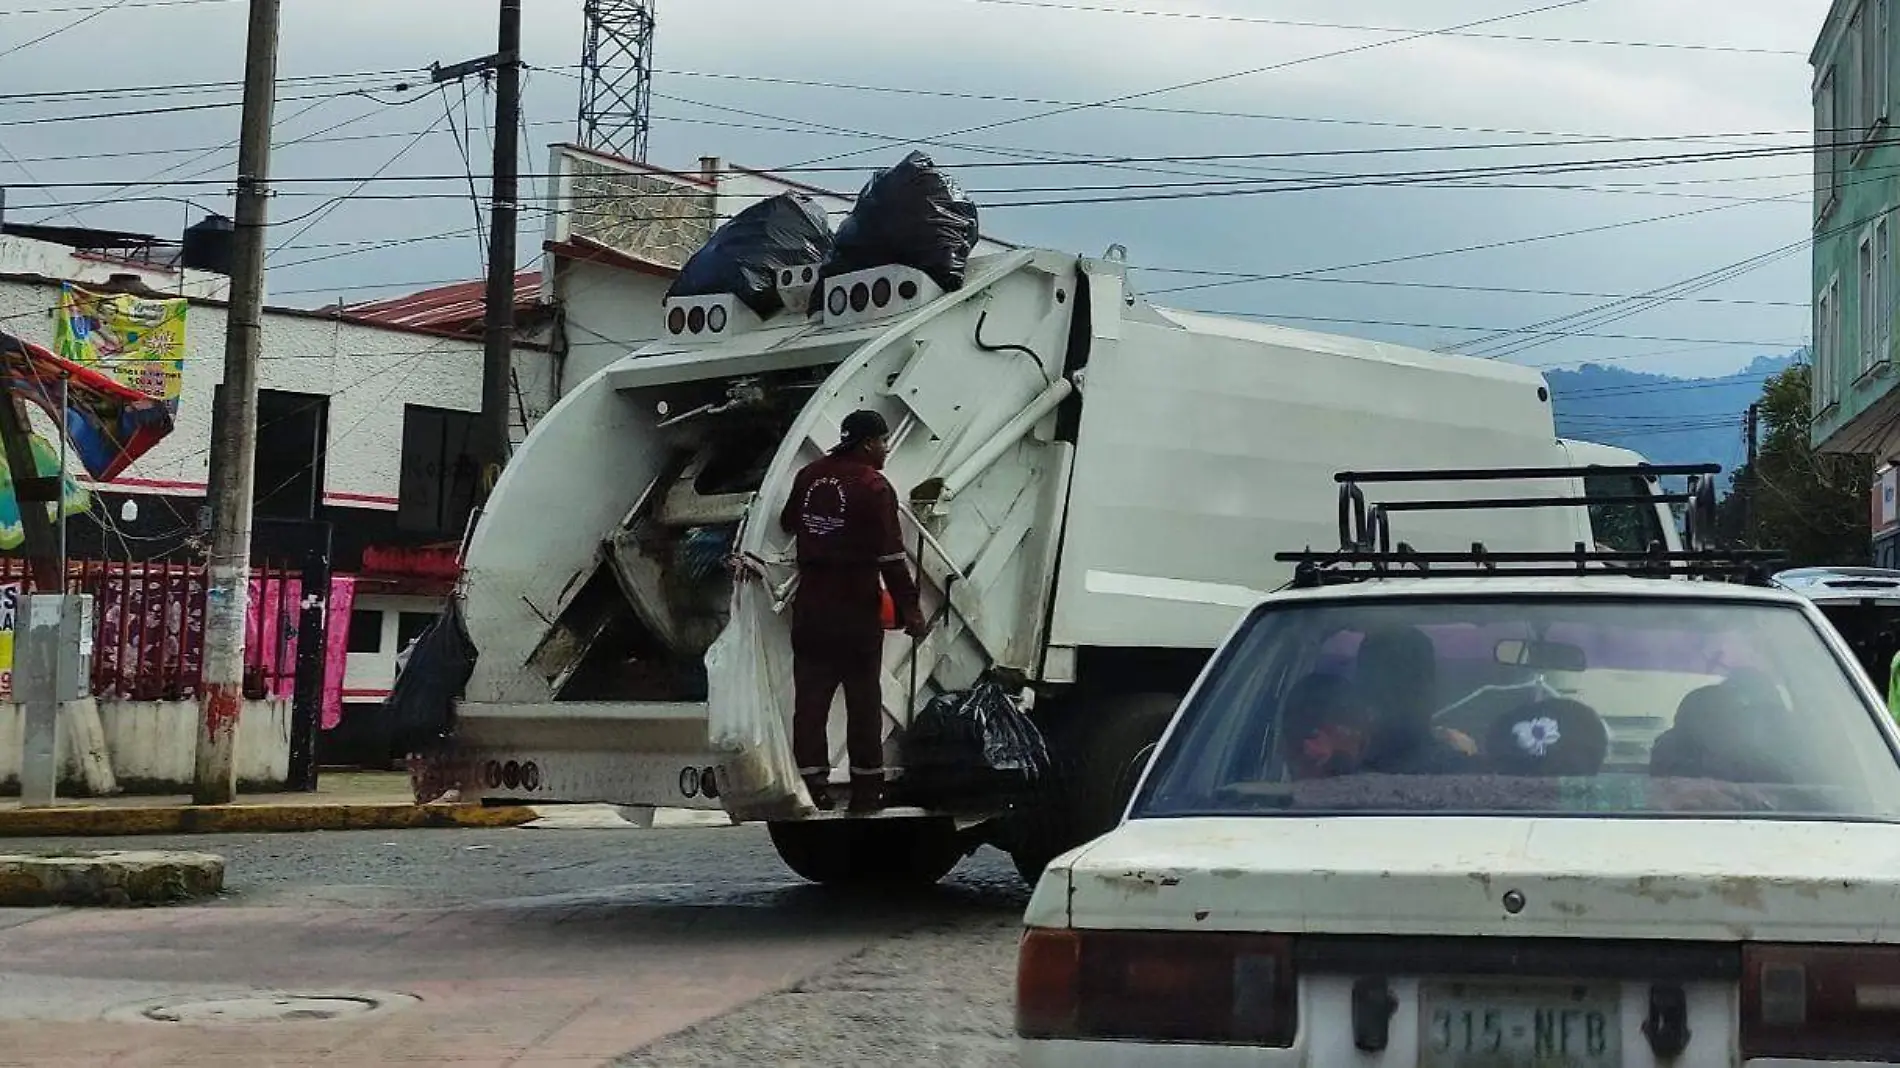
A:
[52,283,186,411]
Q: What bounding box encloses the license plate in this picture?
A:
[1419,983,1621,1068]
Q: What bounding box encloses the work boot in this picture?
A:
[848,773,885,813]
[803,774,835,812]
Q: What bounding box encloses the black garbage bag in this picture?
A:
[901,680,1049,809]
[381,599,478,756]
[666,193,834,318]
[818,151,980,302]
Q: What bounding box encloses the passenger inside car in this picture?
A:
[1354,626,1478,774]
[1649,673,1805,784]
[1278,673,1373,780]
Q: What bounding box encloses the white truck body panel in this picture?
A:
[1049,307,1578,650]
[448,247,1661,814]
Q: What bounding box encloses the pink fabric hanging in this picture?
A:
[245,573,357,730]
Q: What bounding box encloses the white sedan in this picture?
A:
[1018,576,1900,1067]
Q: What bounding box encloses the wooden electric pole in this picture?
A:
[194,0,280,805]
[1744,402,1760,546]
[481,0,522,488]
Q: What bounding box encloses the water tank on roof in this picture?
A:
[182,214,235,276]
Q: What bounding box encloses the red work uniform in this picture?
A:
[779,451,921,785]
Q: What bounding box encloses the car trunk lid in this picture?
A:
[1060,815,1900,942]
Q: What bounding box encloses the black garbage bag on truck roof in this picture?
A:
[381,599,478,756]
[666,193,834,318]
[901,680,1049,809]
[816,151,981,304]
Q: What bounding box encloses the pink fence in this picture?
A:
[0,558,353,722]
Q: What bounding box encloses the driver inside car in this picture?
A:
[1354,626,1480,774]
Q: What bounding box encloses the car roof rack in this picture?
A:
[1275,463,1784,589]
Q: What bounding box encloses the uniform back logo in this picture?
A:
[800,476,848,536]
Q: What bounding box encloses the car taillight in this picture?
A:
[1017,928,1296,1046]
[1742,944,1900,1060]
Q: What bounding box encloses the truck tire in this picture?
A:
[768,817,966,888]
[1007,691,1180,886]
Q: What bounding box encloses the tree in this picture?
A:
[1723,364,1871,567]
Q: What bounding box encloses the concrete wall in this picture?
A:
[556,261,670,390]
[0,234,230,301]
[0,698,290,795]
[0,277,554,511]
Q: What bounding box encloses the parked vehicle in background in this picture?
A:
[1774,567,1900,700]
[1013,470,1900,1068]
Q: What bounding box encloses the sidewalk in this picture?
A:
[0,771,538,838]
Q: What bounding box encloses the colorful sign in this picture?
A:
[0,431,89,551]
[0,332,175,480]
[0,581,17,700]
[52,284,187,411]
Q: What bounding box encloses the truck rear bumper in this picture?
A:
[445,701,726,810]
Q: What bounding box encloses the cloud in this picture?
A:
[0,0,1831,379]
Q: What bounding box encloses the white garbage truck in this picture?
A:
[435,241,1686,885]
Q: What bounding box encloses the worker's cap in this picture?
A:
[835,409,890,452]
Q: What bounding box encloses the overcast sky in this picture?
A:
[0,0,1831,382]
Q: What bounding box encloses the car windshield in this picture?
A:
[1133,595,1900,822]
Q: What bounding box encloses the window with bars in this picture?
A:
[1880,218,1893,371]
[1819,277,1842,409]
[1863,233,1877,376]
[1817,66,1840,221]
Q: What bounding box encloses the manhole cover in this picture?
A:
[111,991,418,1025]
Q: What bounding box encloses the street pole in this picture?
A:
[194,0,280,805]
[480,0,522,490]
[1744,402,1760,546]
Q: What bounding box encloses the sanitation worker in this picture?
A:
[780,409,928,812]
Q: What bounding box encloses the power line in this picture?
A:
[1179,309,1800,349]
[947,0,1804,56]
[1450,202,1900,363]
[0,0,133,61]
[266,89,459,258]
[0,86,414,128]
[650,67,1804,147]
[7,0,235,13]
[0,118,570,168]
[0,69,423,105]
[779,0,1599,169]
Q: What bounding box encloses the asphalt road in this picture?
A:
[0,824,1026,1066]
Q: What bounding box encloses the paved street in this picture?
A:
[0,823,1025,1067]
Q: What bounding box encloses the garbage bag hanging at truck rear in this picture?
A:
[381,600,479,755]
[666,193,835,318]
[817,151,981,302]
[901,680,1049,809]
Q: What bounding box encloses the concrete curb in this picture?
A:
[0,803,539,839]
[0,850,224,906]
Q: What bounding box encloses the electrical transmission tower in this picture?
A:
[578,0,656,161]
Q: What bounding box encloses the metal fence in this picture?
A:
[0,557,306,702]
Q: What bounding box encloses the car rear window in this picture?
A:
[1133,596,1900,822]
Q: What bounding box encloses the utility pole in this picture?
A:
[194,0,280,805]
[482,0,522,489]
[1744,402,1760,546]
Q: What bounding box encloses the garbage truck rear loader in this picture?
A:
[445,245,1621,885]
